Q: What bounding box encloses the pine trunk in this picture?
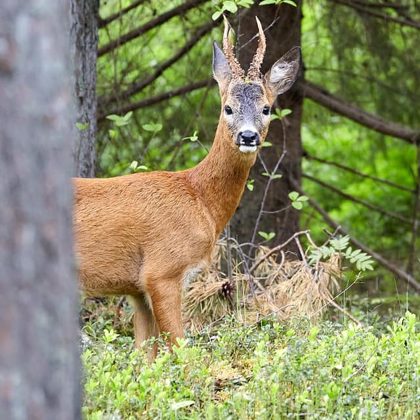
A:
[0,1,80,418]
[71,0,99,177]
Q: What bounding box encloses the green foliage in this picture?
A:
[212,0,296,21]
[288,191,308,210]
[106,111,133,127]
[308,235,374,272]
[270,107,292,121]
[246,178,255,191]
[76,122,89,131]
[129,160,148,173]
[83,312,419,419]
[258,230,276,241]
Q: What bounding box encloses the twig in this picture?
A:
[321,292,362,326]
[250,230,310,274]
[225,223,233,283]
[99,0,148,28]
[249,151,287,247]
[249,118,288,248]
[330,0,420,30]
[98,79,214,121]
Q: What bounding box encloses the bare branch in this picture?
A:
[352,1,409,9]
[98,0,209,56]
[99,0,148,28]
[303,173,414,225]
[304,153,415,194]
[290,179,420,293]
[98,79,214,121]
[302,81,419,145]
[330,0,420,29]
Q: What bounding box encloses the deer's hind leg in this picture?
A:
[130,294,159,361]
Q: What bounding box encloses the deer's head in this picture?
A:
[213,17,300,154]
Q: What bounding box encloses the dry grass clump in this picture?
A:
[183,240,341,332]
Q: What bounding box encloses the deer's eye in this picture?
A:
[224,105,233,115]
[262,106,271,116]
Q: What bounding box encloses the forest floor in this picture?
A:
[82,298,419,419]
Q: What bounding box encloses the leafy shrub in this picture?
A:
[83,312,419,419]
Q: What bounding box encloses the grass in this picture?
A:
[82,307,419,419]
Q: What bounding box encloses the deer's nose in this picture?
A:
[237,130,260,146]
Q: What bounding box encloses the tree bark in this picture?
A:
[71,0,99,177]
[231,3,303,256]
[0,2,80,419]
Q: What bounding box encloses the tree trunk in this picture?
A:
[231,3,303,256]
[71,0,99,177]
[0,2,80,419]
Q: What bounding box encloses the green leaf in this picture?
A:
[330,236,350,251]
[246,179,254,191]
[183,130,199,142]
[106,114,130,127]
[108,129,117,139]
[212,10,222,21]
[291,201,303,210]
[288,191,299,201]
[105,114,120,122]
[123,111,133,121]
[282,0,297,6]
[129,161,138,170]
[76,122,89,131]
[297,195,308,202]
[238,0,253,7]
[280,108,292,117]
[262,172,282,179]
[143,123,162,132]
[258,231,275,241]
[260,0,277,5]
[262,141,272,148]
[223,1,238,13]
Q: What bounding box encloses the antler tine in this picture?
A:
[222,15,245,78]
[247,17,266,80]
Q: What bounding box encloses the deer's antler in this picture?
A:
[222,16,245,79]
[247,17,266,80]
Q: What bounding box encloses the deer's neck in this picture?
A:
[188,121,256,235]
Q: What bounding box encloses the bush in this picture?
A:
[82,312,419,419]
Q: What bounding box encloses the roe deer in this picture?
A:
[74,17,300,358]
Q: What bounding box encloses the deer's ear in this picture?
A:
[265,47,300,97]
[212,42,232,90]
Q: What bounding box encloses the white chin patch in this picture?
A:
[239,145,258,153]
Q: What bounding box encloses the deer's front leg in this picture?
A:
[130,294,159,361]
[147,276,184,348]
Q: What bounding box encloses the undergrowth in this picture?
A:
[82,310,419,419]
